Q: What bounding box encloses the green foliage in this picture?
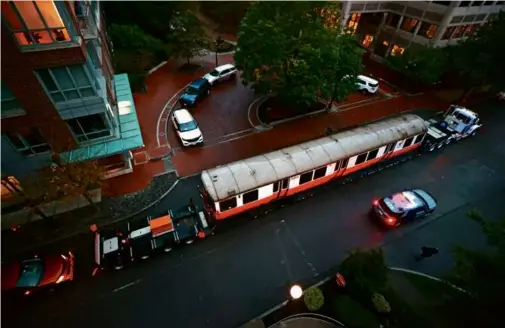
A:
[442,210,505,327]
[333,295,380,328]
[103,2,190,41]
[339,248,389,298]
[108,24,164,53]
[166,10,209,62]
[234,2,362,107]
[449,11,505,91]
[387,46,448,84]
[303,287,325,311]
[199,1,253,34]
[371,293,391,314]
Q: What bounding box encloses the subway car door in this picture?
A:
[277,178,290,199]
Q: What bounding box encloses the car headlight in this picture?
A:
[56,274,65,284]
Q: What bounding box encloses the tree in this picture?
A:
[198,1,253,34]
[234,2,363,108]
[387,45,448,85]
[441,210,505,327]
[339,248,389,298]
[303,287,325,311]
[21,154,104,212]
[166,10,209,65]
[449,11,505,97]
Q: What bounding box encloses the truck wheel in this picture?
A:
[428,144,436,152]
[164,247,172,253]
[437,142,444,149]
[185,239,194,245]
[470,130,477,137]
[445,138,452,145]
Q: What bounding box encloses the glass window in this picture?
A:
[367,148,380,161]
[243,189,259,204]
[386,13,401,28]
[14,2,45,29]
[391,45,405,56]
[66,114,111,142]
[403,137,415,148]
[299,171,314,185]
[3,1,70,46]
[459,1,472,6]
[355,153,368,165]
[432,1,450,5]
[219,197,237,211]
[418,22,438,39]
[38,65,96,103]
[273,181,280,193]
[281,179,289,189]
[5,128,50,156]
[52,67,73,89]
[472,1,483,6]
[313,167,327,180]
[339,158,349,170]
[441,26,455,40]
[400,17,419,33]
[385,143,395,153]
[452,25,466,39]
[1,84,24,115]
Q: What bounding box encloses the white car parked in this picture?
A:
[357,75,379,94]
[172,109,203,147]
[203,64,237,86]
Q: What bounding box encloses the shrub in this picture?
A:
[333,295,380,328]
[303,287,324,311]
[371,293,391,314]
[339,248,389,299]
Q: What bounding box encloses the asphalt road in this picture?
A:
[2,103,504,328]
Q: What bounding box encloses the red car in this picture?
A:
[1,251,75,296]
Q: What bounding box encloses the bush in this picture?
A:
[303,287,325,311]
[211,40,235,53]
[339,248,389,299]
[333,295,380,328]
[371,293,391,314]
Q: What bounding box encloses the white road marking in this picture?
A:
[112,279,142,293]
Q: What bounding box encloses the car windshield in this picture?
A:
[209,69,220,77]
[179,121,198,132]
[16,259,44,288]
[185,86,199,95]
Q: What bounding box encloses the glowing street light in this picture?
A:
[290,284,303,300]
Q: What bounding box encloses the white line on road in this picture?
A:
[112,279,142,293]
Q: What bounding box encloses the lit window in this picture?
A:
[417,22,438,39]
[1,176,24,202]
[346,13,361,35]
[37,65,96,103]
[5,128,51,156]
[1,1,70,46]
[391,45,405,56]
[452,25,466,39]
[400,17,419,33]
[66,114,112,142]
[362,35,374,48]
[1,84,25,117]
[441,26,455,40]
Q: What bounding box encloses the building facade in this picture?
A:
[1,1,143,206]
[341,0,504,57]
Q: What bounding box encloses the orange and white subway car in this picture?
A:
[200,114,429,221]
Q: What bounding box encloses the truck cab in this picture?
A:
[423,105,481,152]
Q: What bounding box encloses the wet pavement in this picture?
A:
[171,92,450,177]
[3,102,503,328]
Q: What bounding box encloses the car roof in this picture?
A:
[383,191,423,213]
[190,78,208,88]
[358,75,379,84]
[173,109,195,124]
[214,64,235,72]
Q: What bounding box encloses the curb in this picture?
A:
[204,40,238,56]
[389,267,470,295]
[147,61,168,75]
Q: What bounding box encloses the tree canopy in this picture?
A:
[387,45,448,85]
[166,10,209,64]
[442,210,505,327]
[234,2,363,107]
[449,11,505,91]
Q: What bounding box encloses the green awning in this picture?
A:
[60,73,144,163]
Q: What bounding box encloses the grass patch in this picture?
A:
[403,272,462,300]
[332,295,380,328]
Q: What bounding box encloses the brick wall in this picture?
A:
[1,26,84,151]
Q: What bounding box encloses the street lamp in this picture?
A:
[290,284,303,300]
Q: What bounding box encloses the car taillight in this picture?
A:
[373,200,379,206]
[24,290,31,296]
[56,275,65,284]
[385,217,397,225]
[61,254,68,260]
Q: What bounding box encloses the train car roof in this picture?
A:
[201,114,428,201]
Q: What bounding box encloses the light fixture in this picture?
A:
[290,284,303,300]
